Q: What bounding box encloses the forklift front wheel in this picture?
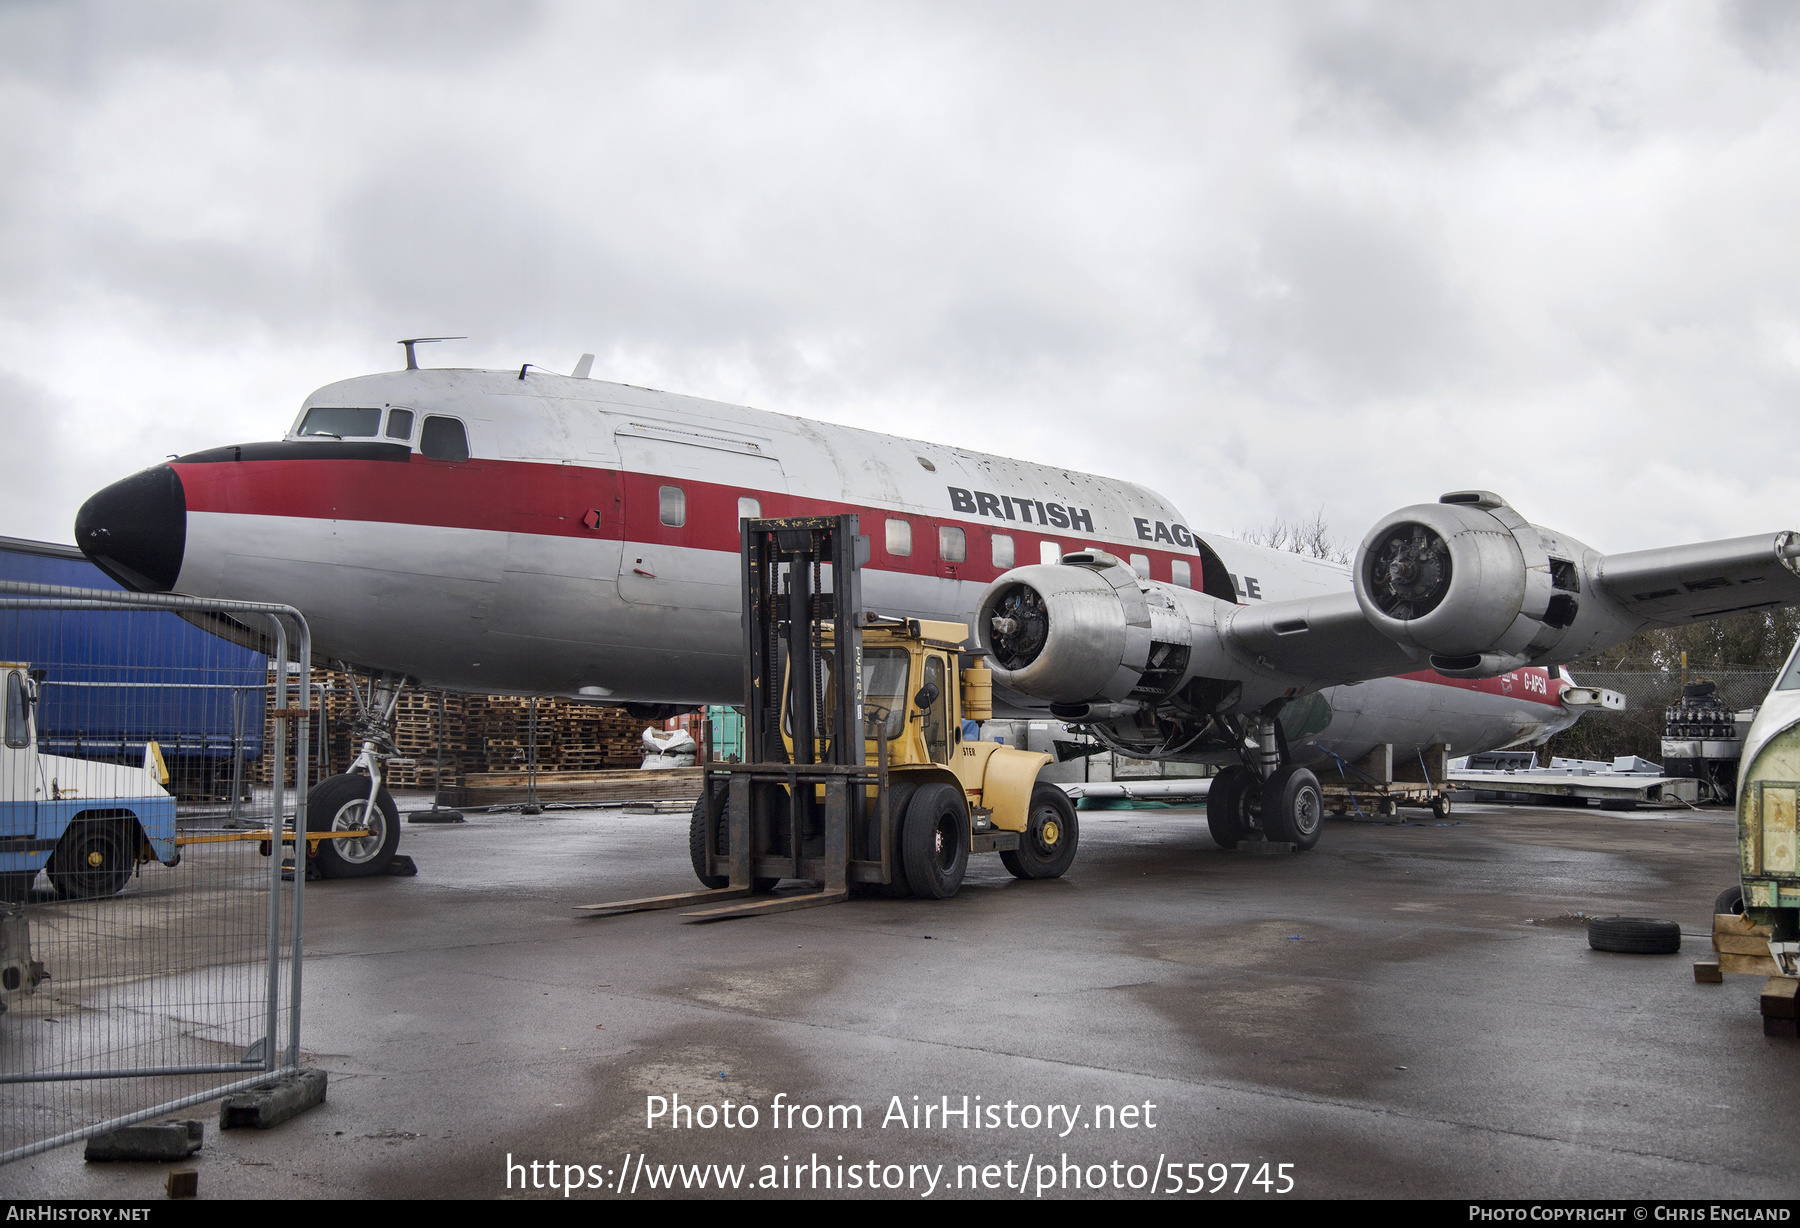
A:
[901,783,969,900]
[1001,784,1079,880]
[688,787,779,893]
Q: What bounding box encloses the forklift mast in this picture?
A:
[741,515,870,772]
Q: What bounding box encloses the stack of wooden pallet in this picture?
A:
[453,766,704,808]
[1694,911,1799,1038]
[254,671,656,788]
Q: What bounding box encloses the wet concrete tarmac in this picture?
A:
[3,798,1794,1200]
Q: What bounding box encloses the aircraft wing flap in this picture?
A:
[1222,589,1419,685]
[1596,532,1800,625]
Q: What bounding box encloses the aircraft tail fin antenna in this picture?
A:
[572,353,594,379]
[397,336,466,370]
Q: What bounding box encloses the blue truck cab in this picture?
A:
[0,662,179,901]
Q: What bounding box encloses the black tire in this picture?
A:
[688,785,780,892]
[872,781,920,898]
[1001,784,1079,879]
[1431,795,1453,820]
[901,782,968,900]
[1586,916,1681,954]
[306,773,402,880]
[1206,765,1254,849]
[49,819,137,900]
[1714,884,1745,916]
[1377,796,1398,818]
[1262,766,1323,850]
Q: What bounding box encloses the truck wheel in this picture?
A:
[901,783,968,899]
[1262,767,1323,850]
[307,774,401,880]
[688,785,779,892]
[49,819,137,899]
[1206,765,1253,849]
[1001,784,1079,879]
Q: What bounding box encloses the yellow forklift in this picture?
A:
[577,514,1078,922]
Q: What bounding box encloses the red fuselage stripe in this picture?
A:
[174,455,1568,708]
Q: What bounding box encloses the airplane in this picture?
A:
[68,344,1800,863]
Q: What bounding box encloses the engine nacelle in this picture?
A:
[978,551,1229,708]
[1354,490,1595,677]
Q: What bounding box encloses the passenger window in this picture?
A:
[5,672,27,749]
[1039,540,1060,565]
[385,408,415,440]
[1130,553,1150,579]
[939,525,966,562]
[298,407,380,438]
[886,518,912,557]
[1171,560,1192,588]
[659,486,687,527]
[420,416,470,461]
[991,534,1014,569]
[737,496,761,522]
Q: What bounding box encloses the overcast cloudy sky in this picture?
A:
[4,0,1799,556]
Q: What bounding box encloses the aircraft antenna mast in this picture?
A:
[398,336,466,370]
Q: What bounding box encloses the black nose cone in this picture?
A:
[75,465,186,593]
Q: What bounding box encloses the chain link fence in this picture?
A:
[0,582,312,1164]
[1546,669,1778,763]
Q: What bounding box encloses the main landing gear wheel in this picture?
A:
[1206,765,1255,849]
[49,819,137,899]
[901,783,969,900]
[306,773,402,880]
[687,785,780,893]
[1001,784,1079,880]
[1261,766,1323,851]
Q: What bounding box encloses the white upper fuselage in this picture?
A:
[160,366,1577,761]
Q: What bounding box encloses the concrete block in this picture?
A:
[84,1119,202,1162]
[219,1068,327,1131]
[1693,958,1723,984]
[166,1170,198,1199]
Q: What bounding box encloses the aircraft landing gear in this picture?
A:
[1209,708,1323,852]
[305,666,410,880]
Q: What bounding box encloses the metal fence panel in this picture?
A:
[0,583,311,1165]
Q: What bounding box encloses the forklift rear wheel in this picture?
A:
[1261,767,1323,850]
[307,774,402,879]
[49,819,137,899]
[687,786,780,893]
[1001,784,1079,879]
[1205,765,1254,849]
[901,783,968,900]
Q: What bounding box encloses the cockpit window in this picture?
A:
[297,407,381,438]
[385,409,415,440]
[420,416,470,462]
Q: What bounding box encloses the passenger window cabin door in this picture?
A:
[613,428,787,610]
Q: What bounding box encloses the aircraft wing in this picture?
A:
[1595,532,1800,626]
[1220,590,1418,686]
